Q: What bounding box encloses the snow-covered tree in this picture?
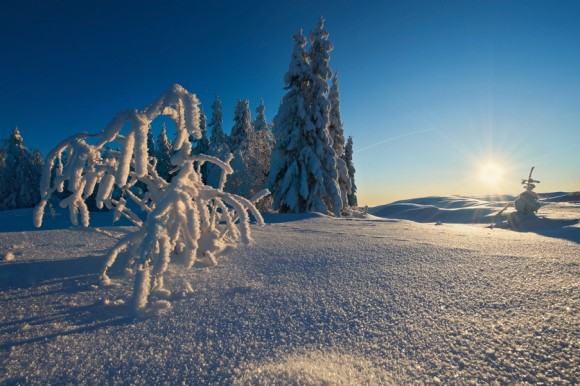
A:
[207,95,231,188]
[0,128,42,210]
[304,17,343,215]
[33,85,268,313]
[344,136,357,207]
[226,99,253,196]
[329,73,345,156]
[269,18,343,216]
[156,123,173,181]
[250,99,274,193]
[226,100,274,207]
[328,72,352,209]
[193,107,210,156]
[228,99,253,152]
[209,94,227,145]
[192,107,211,183]
[267,28,313,214]
[147,125,155,158]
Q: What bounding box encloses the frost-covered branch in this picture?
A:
[34,84,268,313]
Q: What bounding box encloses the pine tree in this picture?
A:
[147,125,155,158]
[0,128,42,210]
[267,28,312,213]
[207,95,231,188]
[228,99,274,206]
[227,99,253,196]
[155,123,173,181]
[195,107,210,156]
[193,107,211,183]
[329,72,352,209]
[329,72,345,155]
[344,136,358,207]
[209,94,227,145]
[305,17,343,215]
[229,99,253,152]
[252,99,274,179]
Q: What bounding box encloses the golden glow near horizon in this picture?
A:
[479,162,504,186]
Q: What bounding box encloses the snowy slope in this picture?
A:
[0,203,579,384]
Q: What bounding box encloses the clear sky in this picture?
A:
[1,0,579,205]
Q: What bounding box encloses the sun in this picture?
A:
[479,162,503,185]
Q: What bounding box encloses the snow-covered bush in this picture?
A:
[515,167,541,215]
[34,84,268,313]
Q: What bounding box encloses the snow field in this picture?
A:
[0,207,578,384]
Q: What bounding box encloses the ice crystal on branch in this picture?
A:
[34,84,268,313]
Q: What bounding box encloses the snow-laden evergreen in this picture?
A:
[250,99,274,196]
[267,29,313,214]
[306,17,343,216]
[328,73,352,210]
[226,100,274,207]
[328,73,345,156]
[193,107,210,156]
[192,107,211,183]
[155,123,173,182]
[33,84,267,312]
[228,99,253,152]
[207,95,231,188]
[0,128,42,210]
[344,136,358,207]
[227,99,253,197]
[269,19,346,216]
[147,125,156,158]
[209,94,227,145]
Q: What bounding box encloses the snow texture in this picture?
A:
[0,195,578,383]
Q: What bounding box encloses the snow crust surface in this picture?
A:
[0,199,578,384]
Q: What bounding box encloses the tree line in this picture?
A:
[0,17,357,215]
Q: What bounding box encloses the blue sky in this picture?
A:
[1,0,579,205]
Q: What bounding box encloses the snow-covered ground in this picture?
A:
[0,195,578,384]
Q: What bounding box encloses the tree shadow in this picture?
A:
[509,216,580,244]
[0,255,135,352]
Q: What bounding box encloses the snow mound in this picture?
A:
[370,193,580,243]
[233,350,392,385]
[369,195,509,224]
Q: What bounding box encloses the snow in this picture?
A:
[0,194,578,383]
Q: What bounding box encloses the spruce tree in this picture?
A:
[344,136,358,207]
[329,72,352,209]
[155,123,173,181]
[147,125,156,158]
[209,94,227,145]
[193,107,211,183]
[0,128,42,210]
[229,99,274,207]
[305,17,343,215]
[207,95,231,188]
[227,99,253,196]
[229,99,253,152]
[267,28,312,213]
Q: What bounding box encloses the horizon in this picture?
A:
[1,0,579,206]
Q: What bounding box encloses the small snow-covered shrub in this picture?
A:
[34,84,268,313]
[515,167,541,215]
